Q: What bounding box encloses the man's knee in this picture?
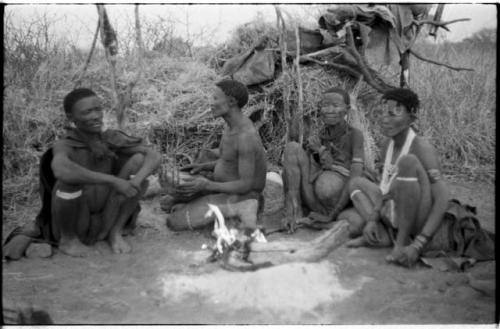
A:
[127,153,145,174]
[348,176,369,193]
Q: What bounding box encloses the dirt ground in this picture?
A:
[2,177,495,324]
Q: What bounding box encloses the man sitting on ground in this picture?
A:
[161,79,267,231]
[282,87,367,233]
[4,88,161,258]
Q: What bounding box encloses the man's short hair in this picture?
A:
[215,79,249,109]
[63,88,97,114]
[323,87,350,106]
[382,88,419,115]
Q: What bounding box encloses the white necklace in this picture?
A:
[379,128,416,194]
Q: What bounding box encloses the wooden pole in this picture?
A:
[429,4,445,37]
[294,26,304,145]
[274,5,292,142]
[96,4,124,129]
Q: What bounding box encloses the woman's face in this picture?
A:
[319,92,348,125]
[378,99,413,138]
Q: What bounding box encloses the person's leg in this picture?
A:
[337,207,364,237]
[282,142,324,220]
[390,154,432,247]
[105,153,148,254]
[51,181,92,257]
[167,193,260,231]
[345,177,392,247]
[348,177,384,223]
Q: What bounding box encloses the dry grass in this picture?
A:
[2,32,495,230]
[412,41,496,180]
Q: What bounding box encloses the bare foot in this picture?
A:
[160,195,176,213]
[283,194,302,233]
[345,236,368,248]
[109,233,132,254]
[59,238,91,257]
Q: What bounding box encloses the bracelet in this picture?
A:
[410,239,424,252]
[415,234,429,245]
[419,233,431,241]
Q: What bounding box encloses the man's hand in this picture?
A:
[386,244,420,268]
[362,220,379,245]
[181,163,206,175]
[174,176,209,198]
[129,176,144,193]
[306,135,322,153]
[112,177,139,198]
[319,150,335,169]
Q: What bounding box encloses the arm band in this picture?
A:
[427,169,442,184]
[352,157,364,164]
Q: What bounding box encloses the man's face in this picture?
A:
[319,92,348,125]
[210,87,232,118]
[68,95,103,134]
[379,99,412,138]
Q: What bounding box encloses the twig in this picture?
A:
[416,18,471,32]
[345,26,391,93]
[274,5,292,142]
[409,49,474,72]
[299,45,343,59]
[96,4,123,129]
[73,19,100,88]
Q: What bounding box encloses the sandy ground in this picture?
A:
[2,178,495,324]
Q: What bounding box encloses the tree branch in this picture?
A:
[274,5,292,142]
[294,25,304,145]
[409,49,474,72]
[300,56,362,78]
[345,26,393,93]
[416,18,471,32]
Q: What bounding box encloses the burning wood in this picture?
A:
[204,204,350,270]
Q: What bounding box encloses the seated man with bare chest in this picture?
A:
[4,88,161,259]
[162,79,267,231]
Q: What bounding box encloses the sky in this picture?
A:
[5,3,498,50]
